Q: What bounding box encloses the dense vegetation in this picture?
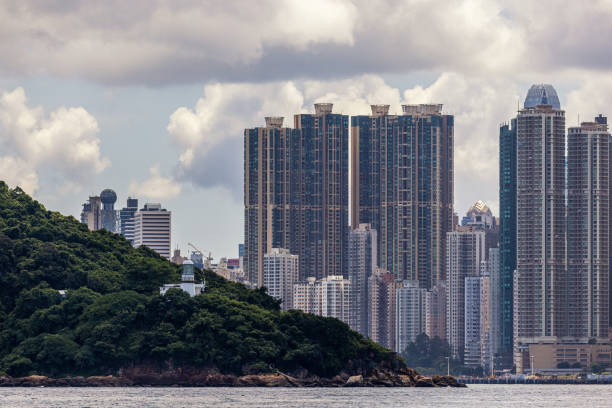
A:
[0,182,398,378]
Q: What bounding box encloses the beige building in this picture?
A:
[425,281,446,340]
[368,269,401,350]
[529,342,612,371]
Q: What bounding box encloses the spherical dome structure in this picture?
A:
[100,189,117,205]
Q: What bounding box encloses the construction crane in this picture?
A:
[188,243,213,268]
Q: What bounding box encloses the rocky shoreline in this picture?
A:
[0,368,465,388]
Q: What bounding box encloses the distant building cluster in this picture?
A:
[242,88,612,375]
[80,190,171,259]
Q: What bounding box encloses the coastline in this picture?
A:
[0,368,465,388]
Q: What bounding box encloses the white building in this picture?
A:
[133,203,171,259]
[293,277,318,314]
[320,276,351,324]
[446,227,486,359]
[395,280,426,353]
[160,260,205,297]
[293,276,351,325]
[263,248,299,310]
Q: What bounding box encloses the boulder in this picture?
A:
[345,375,363,386]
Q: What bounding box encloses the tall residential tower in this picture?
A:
[567,118,610,338]
[514,98,566,367]
[351,104,453,289]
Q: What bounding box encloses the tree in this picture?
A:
[591,363,605,374]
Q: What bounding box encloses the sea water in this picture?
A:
[1,384,610,407]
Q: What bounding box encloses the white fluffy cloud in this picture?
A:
[2,1,612,84]
[0,87,109,193]
[0,156,39,194]
[129,166,182,200]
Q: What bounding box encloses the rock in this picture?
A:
[345,375,363,386]
[414,376,435,387]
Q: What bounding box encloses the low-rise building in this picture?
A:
[529,342,612,371]
[160,260,205,297]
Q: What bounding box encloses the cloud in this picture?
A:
[167,73,517,216]
[0,87,109,194]
[0,156,39,194]
[2,0,611,85]
[129,165,182,200]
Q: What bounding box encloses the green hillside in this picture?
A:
[0,182,400,378]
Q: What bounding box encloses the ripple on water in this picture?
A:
[0,385,611,408]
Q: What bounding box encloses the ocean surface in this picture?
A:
[1,385,611,407]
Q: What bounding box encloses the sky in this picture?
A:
[1,0,612,260]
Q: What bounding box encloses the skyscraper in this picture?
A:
[425,281,447,340]
[446,227,486,359]
[245,105,349,286]
[244,117,299,286]
[464,275,483,367]
[487,247,501,369]
[498,119,516,364]
[515,99,566,367]
[119,197,138,243]
[263,248,299,311]
[133,203,171,259]
[395,280,427,353]
[348,223,377,336]
[368,268,399,350]
[80,195,101,231]
[294,103,349,280]
[351,104,454,289]
[567,118,610,338]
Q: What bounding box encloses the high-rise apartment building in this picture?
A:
[348,223,377,336]
[446,227,486,359]
[263,248,299,311]
[319,275,351,324]
[351,104,453,289]
[515,98,566,366]
[293,275,351,324]
[464,275,483,367]
[245,105,349,286]
[395,280,427,353]
[293,277,318,314]
[425,281,447,340]
[499,119,517,363]
[487,247,501,368]
[294,104,349,280]
[119,197,138,243]
[244,117,299,286]
[368,268,400,350]
[133,203,171,259]
[80,196,102,231]
[567,118,610,338]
